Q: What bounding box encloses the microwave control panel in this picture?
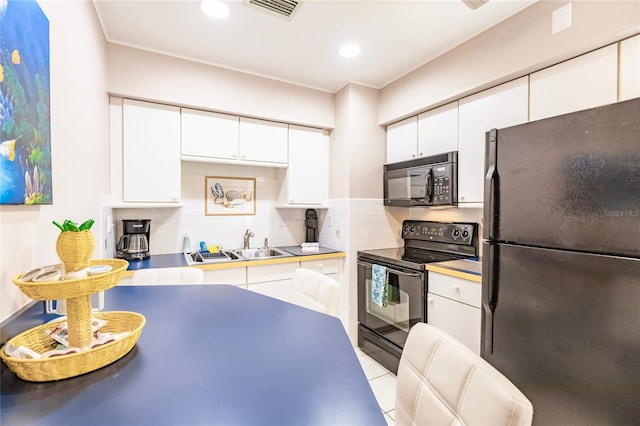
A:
[432,165,452,203]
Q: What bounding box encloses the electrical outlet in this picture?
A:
[336,228,341,238]
[327,215,333,227]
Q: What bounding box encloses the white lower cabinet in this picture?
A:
[246,262,299,302]
[202,267,246,287]
[299,258,341,277]
[427,272,481,355]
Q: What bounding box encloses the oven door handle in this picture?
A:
[357,261,422,278]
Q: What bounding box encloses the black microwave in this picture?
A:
[383,151,458,207]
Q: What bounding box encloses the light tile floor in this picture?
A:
[354,347,397,425]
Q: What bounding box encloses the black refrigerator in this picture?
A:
[482,97,640,425]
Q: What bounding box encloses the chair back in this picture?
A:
[395,323,533,426]
[130,267,204,285]
[287,268,340,317]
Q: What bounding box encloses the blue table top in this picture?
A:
[1,285,384,426]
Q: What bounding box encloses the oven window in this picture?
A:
[365,274,410,332]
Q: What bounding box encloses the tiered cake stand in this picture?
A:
[0,233,145,381]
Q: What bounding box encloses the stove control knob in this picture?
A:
[409,226,416,234]
[462,229,470,239]
[452,228,461,238]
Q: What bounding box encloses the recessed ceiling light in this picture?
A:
[200,0,230,19]
[339,44,361,58]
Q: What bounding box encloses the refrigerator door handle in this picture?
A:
[482,244,498,355]
[483,129,498,240]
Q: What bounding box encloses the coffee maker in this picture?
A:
[305,209,318,243]
[116,219,151,260]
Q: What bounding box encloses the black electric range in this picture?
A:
[356,220,479,373]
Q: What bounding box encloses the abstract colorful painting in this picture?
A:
[0,0,51,204]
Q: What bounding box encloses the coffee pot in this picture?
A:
[116,219,151,260]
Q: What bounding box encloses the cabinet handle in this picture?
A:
[418,152,423,156]
[428,297,434,304]
[454,285,461,292]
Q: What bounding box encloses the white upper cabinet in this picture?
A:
[458,77,529,205]
[386,116,418,164]
[417,101,459,157]
[279,125,329,206]
[239,117,288,165]
[530,44,618,121]
[181,108,239,159]
[181,112,287,167]
[122,99,181,204]
[619,35,640,101]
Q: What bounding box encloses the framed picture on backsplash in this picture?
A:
[205,176,256,216]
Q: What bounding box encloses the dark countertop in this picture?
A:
[279,245,342,256]
[124,247,343,271]
[1,285,384,426]
[123,253,188,270]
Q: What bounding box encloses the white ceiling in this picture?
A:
[92,0,537,93]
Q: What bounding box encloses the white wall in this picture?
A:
[106,44,335,130]
[1,0,110,321]
[380,0,640,124]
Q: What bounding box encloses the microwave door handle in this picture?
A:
[426,169,434,202]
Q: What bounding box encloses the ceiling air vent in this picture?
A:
[244,0,301,20]
[462,0,489,10]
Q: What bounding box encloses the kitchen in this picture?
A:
[1,0,639,424]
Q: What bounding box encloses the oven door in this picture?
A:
[357,258,425,348]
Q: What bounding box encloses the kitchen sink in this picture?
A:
[184,250,241,265]
[230,247,292,260]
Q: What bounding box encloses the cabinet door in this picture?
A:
[418,101,458,157]
[123,99,181,203]
[181,108,239,159]
[299,258,341,276]
[458,77,529,204]
[386,116,418,163]
[247,263,298,302]
[284,125,329,205]
[530,44,618,120]
[202,267,246,287]
[239,117,288,164]
[427,292,481,355]
[619,35,640,101]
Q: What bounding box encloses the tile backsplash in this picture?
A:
[111,161,483,257]
[112,162,324,255]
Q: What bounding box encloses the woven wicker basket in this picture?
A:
[13,259,128,300]
[56,230,95,273]
[0,311,145,382]
[12,258,129,350]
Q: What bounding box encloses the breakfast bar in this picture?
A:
[1,285,384,425]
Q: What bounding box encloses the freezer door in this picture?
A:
[484,97,640,256]
[482,242,640,425]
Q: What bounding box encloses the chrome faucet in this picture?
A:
[243,229,254,249]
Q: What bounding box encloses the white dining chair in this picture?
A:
[395,323,533,426]
[129,267,204,285]
[287,268,340,317]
